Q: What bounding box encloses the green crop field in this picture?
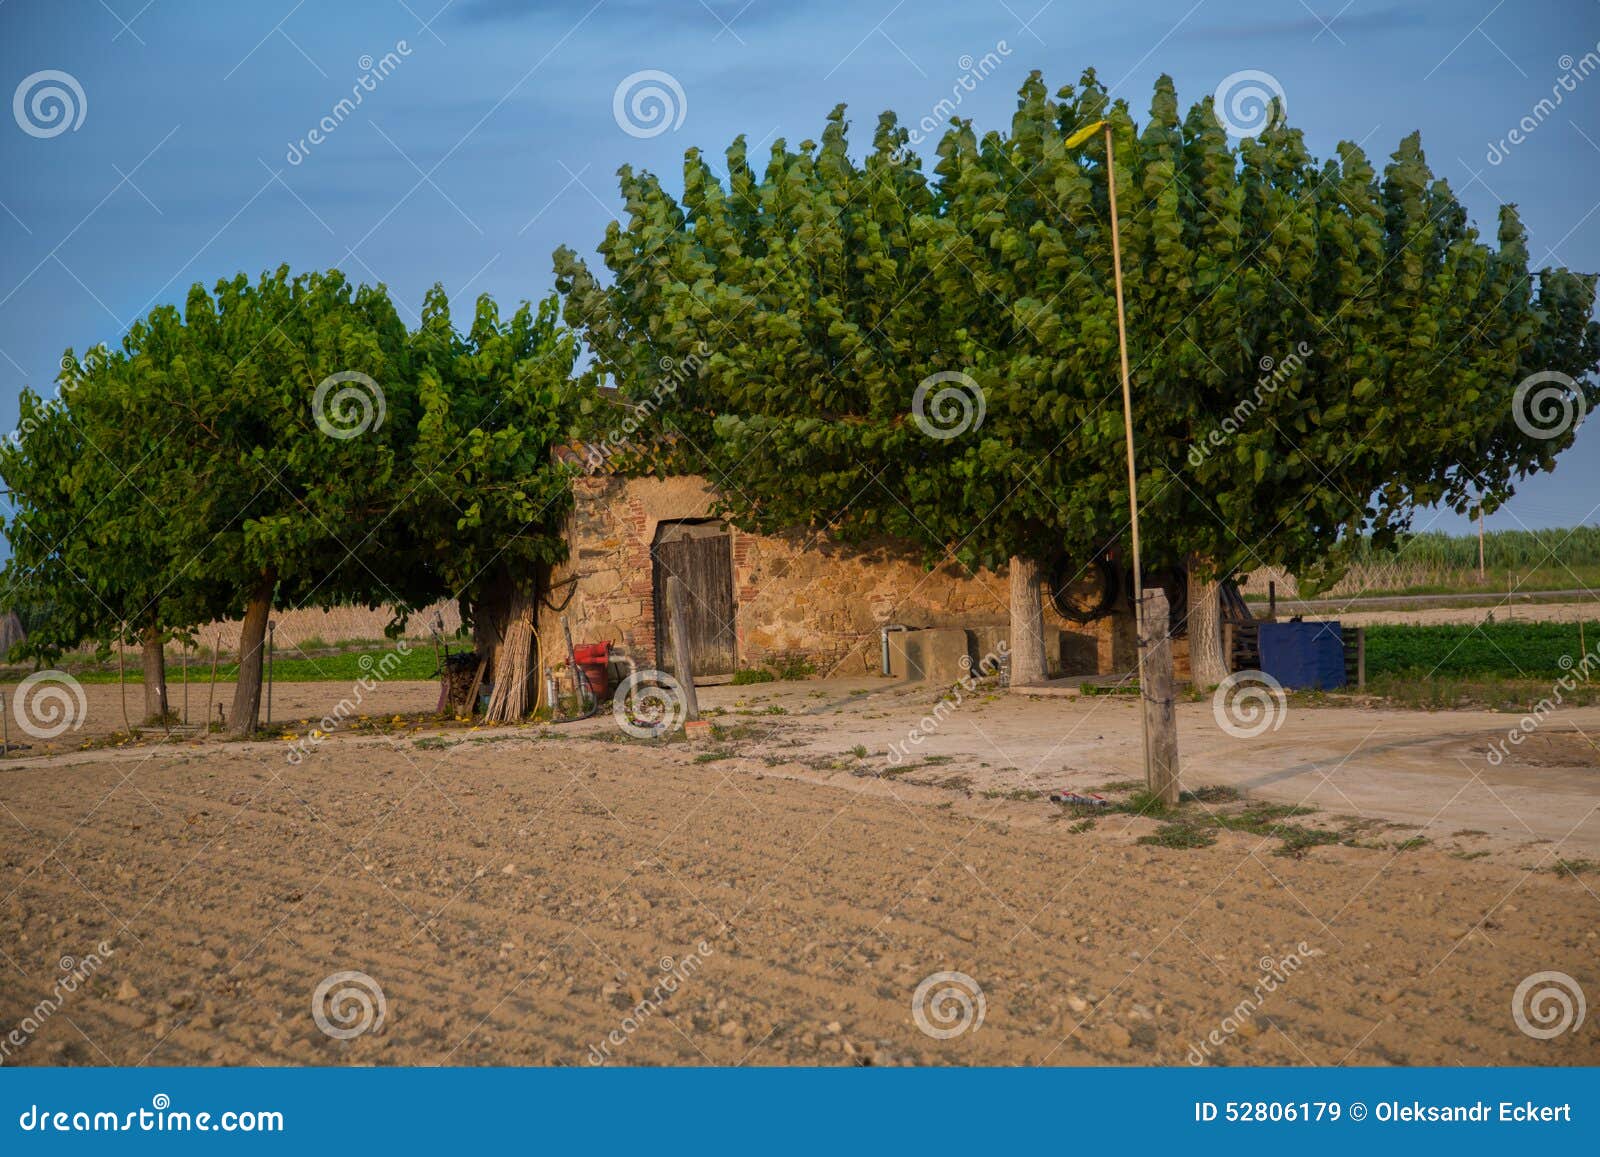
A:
[1363,620,1600,680]
[0,647,439,686]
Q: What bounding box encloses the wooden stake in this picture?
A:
[204,630,221,742]
[1478,504,1486,584]
[464,657,488,718]
[1140,587,1180,808]
[118,628,131,737]
[666,576,701,723]
[265,621,275,727]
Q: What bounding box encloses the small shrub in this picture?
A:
[771,653,816,680]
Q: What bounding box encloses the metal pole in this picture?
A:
[1104,122,1151,781]
[1478,504,1486,583]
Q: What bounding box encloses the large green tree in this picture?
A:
[4,268,417,735]
[555,70,1599,685]
[5,270,584,736]
[150,267,420,733]
[1,345,226,722]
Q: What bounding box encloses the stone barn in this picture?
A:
[537,471,1142,686]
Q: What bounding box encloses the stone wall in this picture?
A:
[538,474,1129,681]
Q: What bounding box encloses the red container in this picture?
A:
[572,641,611,697]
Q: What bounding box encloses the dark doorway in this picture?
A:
[652,519,737,679]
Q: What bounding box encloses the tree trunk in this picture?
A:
[230,569,276,737]
[140,627,169,723]
[484,581,537,723]
[1008,555,1048,687]
[1185,557,1229,688]
[472,576,511,683]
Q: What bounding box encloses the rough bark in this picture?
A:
[1008,555,1049,687]
[140,627,169,722]
[230,569,276,737]
[471,574,512,684]
[1108,604,1140,675]
[1185,557,1230,688]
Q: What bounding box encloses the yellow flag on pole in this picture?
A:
[1063,119,1107,149]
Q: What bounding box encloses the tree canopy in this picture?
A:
[2,268,581,732]
[396,287,579,719]
[554,69,1599,596]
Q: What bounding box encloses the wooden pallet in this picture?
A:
[1223,620,1261,672]
[1344,627,1367,690]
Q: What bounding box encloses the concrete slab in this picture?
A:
[886,627,970,683]
[1009,673,1137,697]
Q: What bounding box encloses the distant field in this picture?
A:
[1243,526,1600,600]
[0,647,440,686]
[5,620,1598,691]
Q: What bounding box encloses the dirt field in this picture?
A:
[2,675,1597,1068]
[1320,600,1600,628]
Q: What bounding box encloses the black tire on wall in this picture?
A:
[1049,556,1119,623]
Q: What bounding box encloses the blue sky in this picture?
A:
[1,0,1597,541]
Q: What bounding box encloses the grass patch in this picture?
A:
[1080,682,1139,696]
[1363,672,1600,712]
[729,668,776,685]
[693,749,734,763]
[1138,823,1219,849]
[1,646,436,686]
[1069,783,1350,857]
[1551,858,1600,876]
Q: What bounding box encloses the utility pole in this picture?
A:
[1103,120,1179,805]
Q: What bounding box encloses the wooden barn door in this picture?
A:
[652,520,736,679]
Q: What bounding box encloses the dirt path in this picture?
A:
[1314,600,1600,627]
[1,723,1596,1067]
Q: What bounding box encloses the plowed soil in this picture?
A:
[2,716,1596,1067]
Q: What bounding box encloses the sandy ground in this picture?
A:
[1,676,1597,1067]
[681,678,1600,859]
[0,678,445,751]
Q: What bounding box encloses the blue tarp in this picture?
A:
[1257,620,1346,689]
